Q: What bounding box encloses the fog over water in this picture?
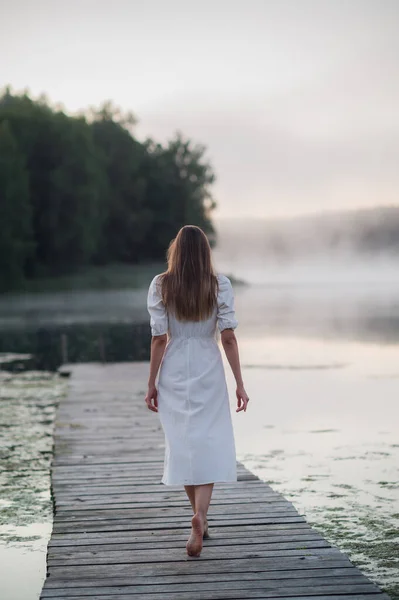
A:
[212,214,399,348]
[214,213,399,285]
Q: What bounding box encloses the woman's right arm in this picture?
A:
[221,328,249,413]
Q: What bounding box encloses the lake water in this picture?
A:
[0,371,66,600]
[1,255,398,599]
[230,294,399,599]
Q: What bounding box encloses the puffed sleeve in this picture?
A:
[147,275,169,336]
[217,274,238,332]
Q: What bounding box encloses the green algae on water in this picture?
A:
[0,370,67,541]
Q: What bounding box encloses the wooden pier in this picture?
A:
[41,363,389,600]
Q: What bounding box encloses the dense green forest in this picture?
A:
[0,89,216,291]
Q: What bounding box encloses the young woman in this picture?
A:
[145,224,249,557]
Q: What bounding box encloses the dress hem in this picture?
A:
[160,476,237,486]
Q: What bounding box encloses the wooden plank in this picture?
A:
[40,591,389,600]
[54,491,285,502]
[48,542,334,566]
[54,503,298,520]
[40,581,380,598]
[51,469,270,480]
[54,498,285,509]
[40,363,388,600]
[52,485,276,495]
[52,517,306,535]
[53,479,272,498]
[57,478,269,485]
[48,524,315,546]
[45,557,357,580]
[48,533,327,553]
[52,480,267,491]
[41,567,364,589]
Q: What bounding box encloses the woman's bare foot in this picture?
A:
[186,513,204,557]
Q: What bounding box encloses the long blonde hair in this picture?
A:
[159,225,218,321]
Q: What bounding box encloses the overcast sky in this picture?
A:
[1,0,398,218]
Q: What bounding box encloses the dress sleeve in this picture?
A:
[147,275,169,336]
[217,275,238,332]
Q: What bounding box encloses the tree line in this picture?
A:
[0,89,216,291]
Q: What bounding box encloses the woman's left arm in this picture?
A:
[145,334,167,412]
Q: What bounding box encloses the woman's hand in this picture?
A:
[145,384,158,412]
[236,385,249,413]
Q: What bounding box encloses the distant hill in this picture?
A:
[215,205,399,262]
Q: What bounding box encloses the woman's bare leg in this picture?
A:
[194,483,214,519]
[184,485,196,513]
[185,484,211,540]
[186,483,214,556]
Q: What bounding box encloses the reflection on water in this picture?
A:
[230,334,399,600]
[233,282,399,345]
[0,530,52,600]
[1,276,399,371]
[0,288,148,330]
[0,323,150,371]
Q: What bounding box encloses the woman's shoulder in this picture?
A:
[216,272,232,286]
[148,273,165,298]
[150,272,166,286]
[216,273,234,298]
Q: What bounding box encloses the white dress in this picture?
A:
[147,273,238,486]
